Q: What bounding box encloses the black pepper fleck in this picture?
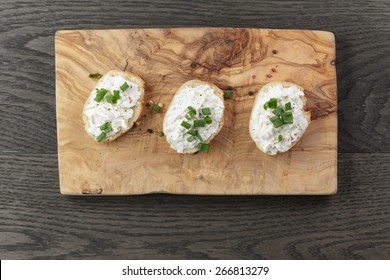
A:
[248,91,254,96]
[147,128,153,134]
[272,50,278,54]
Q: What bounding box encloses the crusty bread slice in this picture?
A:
[249,81,311,155]
[82,70,145,143]
[163,80,225,154]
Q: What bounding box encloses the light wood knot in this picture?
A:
[196,175,203,179]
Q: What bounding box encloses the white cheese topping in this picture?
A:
[84,75,141,138]
[250,83,309,155]
[163,84,224,153]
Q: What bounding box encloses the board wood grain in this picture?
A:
[55,28,337,195]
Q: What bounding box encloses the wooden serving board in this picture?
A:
[55,28,337,195]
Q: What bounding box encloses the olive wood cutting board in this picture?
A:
[55,28,337,195]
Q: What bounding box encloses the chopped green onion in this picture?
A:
[224,89,234,99]
[198,143,210,153]
[185,111,195,120]
[120,82,129,92]
[285,102,292,111]
[181,121,191,129]
[113,90,120,99]
[187,106,196,114]
[282,111,293,124]
[201,108,212,115]
[278,135,283,141]
[272,106,284,117]
[89,73,101,78]
[96,132,106,142]
[196,132,203,141]
[270,116,283,128]
[269,98,277,109]
[204,115,212,124]
[187,135,196,142]
[106,95,117,104]
[99,122,112,134]
[263,102,269,110]
[94,88,108,102]
[152,104,161,113]
[193,119,206,128]
[187,130,197,136]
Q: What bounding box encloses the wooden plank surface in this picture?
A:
[0,0,389,259]
[55,28,337,195]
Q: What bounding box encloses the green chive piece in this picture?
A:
[187,106,196,114]
[278,135,283,141]
[285,102,292,111]
[181,121,191,129]
[269,98,277,109]
[272,106,284,117]
[198,143,210,153]
[270,116,283,128]
[187,135,196,142]
[185,111,195,120]
[193,119,206,128]
[100,122,112,134]
[94,88,108,102]
[89,73,102,78]
[106,95,116,104]
[282,111,293,124]
[152,104,161,113]
[201,108,212,115]
[204,115,212,124]
[96,132,106,142]
[120,82,129,92]
[224,89,234,99]
[196,132,203,141]
[263,102,269,110]
[113,90,120,99]
[187,130,197,136]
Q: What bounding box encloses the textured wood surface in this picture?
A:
[0,0,389,259]
[56,28,337,195]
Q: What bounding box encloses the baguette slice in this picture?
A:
[163,80,225,154]
[83,70,145,143]
[249,81,311,155]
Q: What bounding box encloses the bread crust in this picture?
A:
[249,81,311,155]
[82,70,145,143]
[163,80,225,154]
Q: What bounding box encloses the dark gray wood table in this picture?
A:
[1,0,389,259]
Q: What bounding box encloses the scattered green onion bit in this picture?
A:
[94,88,108,102]
[99,122,112,134]
[185,111,195,120]
[198,143,210,153]
[282,111,293,124]
[278,135,283,141]
[201,108,212,115]
[187,106,196,114]
[152,104,161,113]
[272,106,284,117]
[285,102,292,111]
[113,90,120,99]
[263,102,269,110]
[224,89,234,99]
[204,115,212,124]
[181,121,191,129]
[106,95,116,104]
[187,135,196,142]
[270,116,283,128]
[193,119,206,128]
[89,73,102,78]
[96,132,106,142]
[120,82,129,92]
[196,132,203,141]
[269,98,277,109]
[187,129,197,136]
